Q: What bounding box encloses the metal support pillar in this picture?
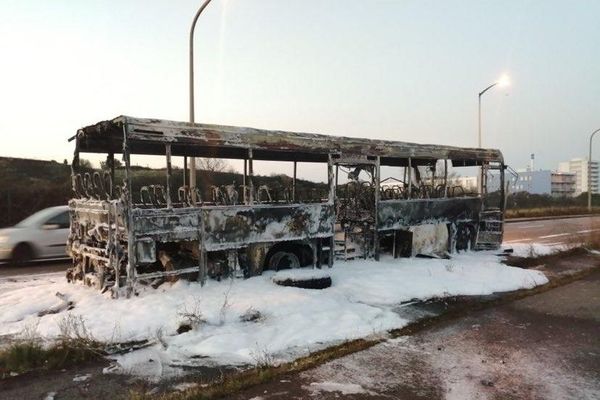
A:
[108,152,115,198]
[327,155,335,268]
[312,238,318,269]
[122,126,135,296]
[408,157,412,199]
[374,156,381,261]
[292,161,297,202]
[243,159,247,204]
[183,156,187,192]
[165,144,172,209]
[444,159,448,197]
[248,149,254,205]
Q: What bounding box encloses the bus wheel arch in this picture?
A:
[264,241,313,271]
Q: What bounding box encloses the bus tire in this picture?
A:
[274,275,332,290]
[267,251,301,271]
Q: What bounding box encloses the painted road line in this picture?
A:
[538,233,572,239]
[516,224,546,229]
[503,239,533,244]
[576,229,600,234]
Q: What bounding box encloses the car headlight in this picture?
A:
[0,236,8,244]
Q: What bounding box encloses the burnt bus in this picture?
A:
[67,116,506,296]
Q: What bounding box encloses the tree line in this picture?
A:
[1,156,599,227]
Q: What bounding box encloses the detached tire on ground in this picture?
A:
[272,268,332,290]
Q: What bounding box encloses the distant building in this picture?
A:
[448,173,502,194]
[558,158,599,195]
[446,174,501,194]
[449,176,478,192]
[509,169,576,197]
[550,172,576,197]
[511,169,552,195]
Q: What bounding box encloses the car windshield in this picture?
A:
[15,208,64,228]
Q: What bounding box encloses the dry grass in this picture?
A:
[127,339,374,400]
[504,247,588,269]
[0,316,104,377]
[506,206,600,219]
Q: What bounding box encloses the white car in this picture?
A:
[0,205,70,264]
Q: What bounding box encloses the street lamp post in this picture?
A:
[478,74,510,148]
[189,0,213,195]
[587,128,600,212]
[477,74,510,194]
[478,83,498,149]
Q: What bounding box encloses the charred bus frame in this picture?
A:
[67,116,505,295]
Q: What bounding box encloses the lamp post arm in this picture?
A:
[188,0,213,198]
[479,82,498,97]
[189,0,213,124]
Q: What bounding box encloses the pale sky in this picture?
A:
[1,0,599,181]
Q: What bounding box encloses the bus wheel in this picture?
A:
[267,251,300,271]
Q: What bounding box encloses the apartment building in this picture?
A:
[558,158,599,195]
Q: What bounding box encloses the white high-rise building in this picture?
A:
[558,158,599,195]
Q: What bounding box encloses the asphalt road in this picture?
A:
[0,259,71,278]
[504,215,600,245]
[2,215,600,279]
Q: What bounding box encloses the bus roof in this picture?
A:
[74,115,503,166]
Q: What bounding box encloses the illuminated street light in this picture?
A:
[497,74,510,88]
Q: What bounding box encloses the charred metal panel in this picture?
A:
[202,203,335,251]
[131,208,200,242]
[67,199,126,293]
[135,238,156,264]
[410,223,449,257]
[68,199,126,248]
[69,200,111,230]
[475,210,503,249]
[377,197,483,231]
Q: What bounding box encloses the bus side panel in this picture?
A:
[131,208,200,242]
[377,197,483,231]
[202,203,335,251]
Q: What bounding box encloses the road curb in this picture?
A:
[505,213,600,224]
